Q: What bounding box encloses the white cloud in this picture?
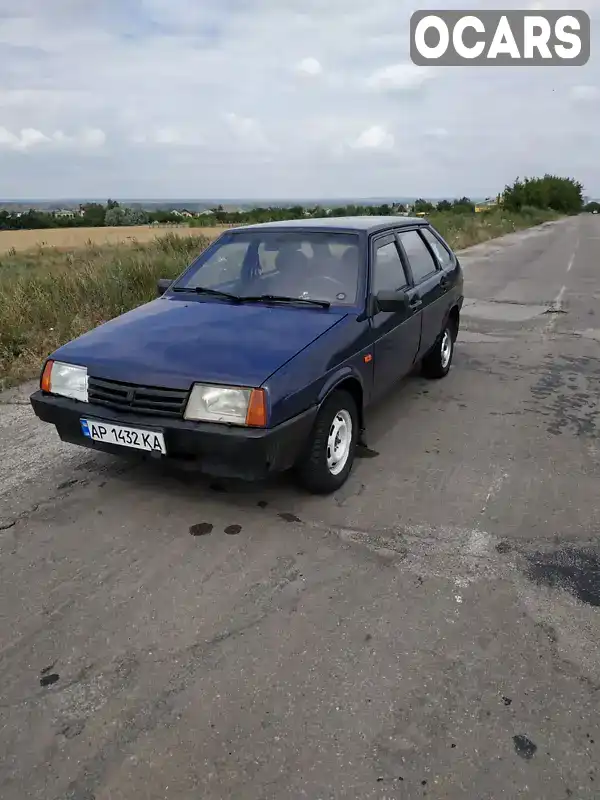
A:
[295,57,323,77]
[364,63,434,93]
[78,128,107,148]
[0,126,106,151]
[224,112,272,151]
[19,128,50,148]
[130,127,205,147]
[570,85,599,102]
[0,127,49,150]
[0,128,20,148]
[154,128,183,145]
[351,125,394,151]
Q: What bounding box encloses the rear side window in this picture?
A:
[421,228,454,269]
[397,230,438,284]
[372,240,408,293]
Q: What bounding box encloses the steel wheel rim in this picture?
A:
[440,329,452,369]
[327,409,353,475]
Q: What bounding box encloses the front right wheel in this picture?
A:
[295,390,359,495]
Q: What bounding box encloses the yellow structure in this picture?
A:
[475,194,504,213]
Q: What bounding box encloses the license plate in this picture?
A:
[80,419,166,454]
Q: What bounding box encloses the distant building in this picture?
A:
[475,195,503,213]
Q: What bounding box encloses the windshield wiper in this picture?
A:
[240,294,331,309]
[171,286,241,302]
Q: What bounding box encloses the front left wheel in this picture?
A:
[295,390,359,495]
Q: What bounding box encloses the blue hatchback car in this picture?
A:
[31,216,463,494]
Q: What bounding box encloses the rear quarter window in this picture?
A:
[421,228,454,269]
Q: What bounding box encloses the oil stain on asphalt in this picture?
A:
[278,512,302,524]
[189,523,213,537]
[225,524,242,536]
[513,735,537,760]
[58,719,86,739]
[40,673,60,687]
[524,546,600,606]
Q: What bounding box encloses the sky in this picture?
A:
[0,0,599,200]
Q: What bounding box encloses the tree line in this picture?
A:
[189,197,481,226]
[0,200,185,231]
[0,175,588,231]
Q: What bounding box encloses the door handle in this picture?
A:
[408,296,423,310]
[440,276,450,290]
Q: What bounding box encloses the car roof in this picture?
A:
[226,216,428,235]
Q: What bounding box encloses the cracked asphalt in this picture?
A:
[1,214,599,799]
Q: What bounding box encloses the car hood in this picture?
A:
[51,296,348,389]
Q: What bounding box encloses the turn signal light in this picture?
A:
[245,388,267,427]
[41,360,54,392]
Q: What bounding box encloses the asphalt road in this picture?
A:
[1,215,599,800]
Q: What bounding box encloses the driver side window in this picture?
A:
[192,241,250,286]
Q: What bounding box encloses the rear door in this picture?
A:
[395,227,450,360]
[420,223,463,302]
[369,233,422,398]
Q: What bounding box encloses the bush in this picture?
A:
[503,175,583,214]
[451,197,475,213]
[105,206,151,226]
[413,198,436,213]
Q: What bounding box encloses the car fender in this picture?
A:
[263,314,372,427]
[442,295,463,331]
[317,365,366,408]
[314,365,368,439]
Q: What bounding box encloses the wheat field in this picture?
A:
[0,224,226,253]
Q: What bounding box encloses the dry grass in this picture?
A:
[429,207,559,250]
[0,224,225,254]
[0,233,211,387]
[0,209,560,389]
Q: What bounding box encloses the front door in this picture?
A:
[369,233,422,398]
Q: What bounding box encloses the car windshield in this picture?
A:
[173,231,361,306]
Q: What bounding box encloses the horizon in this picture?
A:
[0,195,492,206]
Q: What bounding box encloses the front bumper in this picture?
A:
[30,391,318,481]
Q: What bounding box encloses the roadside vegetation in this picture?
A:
[0,174,584,388]
[0,233,209,388]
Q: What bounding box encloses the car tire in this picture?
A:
[295,390,359,495]
[421,319,456,379]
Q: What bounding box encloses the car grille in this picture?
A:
[87,376,189,419]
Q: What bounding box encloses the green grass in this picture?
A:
[0,210,560,389]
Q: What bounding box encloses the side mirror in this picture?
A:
[375,289,409,313]
[157,278,172,297]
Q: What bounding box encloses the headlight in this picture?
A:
[41,360,88,402]
[184,384,267,426]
